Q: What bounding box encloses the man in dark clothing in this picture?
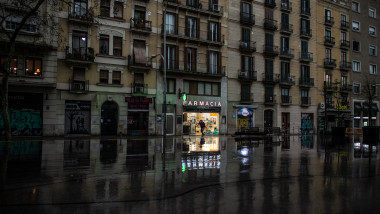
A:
[199,120,206,136]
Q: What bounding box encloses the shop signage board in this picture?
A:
[125,97,152,103]
[237,108,253,117]
[183,101,222,107]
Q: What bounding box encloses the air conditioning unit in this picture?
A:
[213,4,221,12]
[241,42,248,48]
[319,102,325,109]
[289,76,294,82]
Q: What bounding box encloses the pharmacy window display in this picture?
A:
[183,113,220,135]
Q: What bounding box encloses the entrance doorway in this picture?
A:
[101,101,118,136]
[282,112,290,134]
[166,113,175,135]
[264,110,273,127]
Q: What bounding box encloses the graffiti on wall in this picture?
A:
[0,110,42,136]
[65,101,91,135]
[301,113,313,148]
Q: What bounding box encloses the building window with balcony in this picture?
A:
[281,12,290,30]
[241,2,252,22]
[353,61,361,72]
[352,21,360,31]
[301,89,309,104]
[265,59,273,78]
[100,0,110,17]
[325,48,331,59]
[341,75,347,87]
[301,40,308,56]
[73,0,88,17]
[281,61,290,80]
[301,0,310,15]
[369,7,376,18]
[352,1,360,13]
[133,40,146,65]
[114,1,123,19]
[281,88,289,103]
[241,56,254,74]
[325,72,332,85]
[167,78,176,94]
[25,58,42,76]
[134,6,146,22]
[241,27,251,47]
[353,83,360,94]
[265,86,274,102]
[369,45,377,56]
[341,51,347,63]
[369,26,376,36]
[99,35,109,55]
[301,19,310,36]
[241,84,251,102]
[72,31,87,58]
[325,28,331,38]
[185,47,197,72]
[209,21,220,42]
[325,9,332,21]
[99,70,109,83]
[1,56,17,75]
[341,31,347,43]
[280,36,290,55]
[166,45,176,70]
[301,65,310,82]
[72,67,86,91]
[186,16,198,38]
[341,14,347,23]
[112,71,121,84]
[370,64,377,74]
[165,13,176,34]
[353,41,360,52]
[208,51,220,74]
[113,36,122,56]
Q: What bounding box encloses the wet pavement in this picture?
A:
[1,135,380,213]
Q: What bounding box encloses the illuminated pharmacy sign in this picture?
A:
[183,100,222,107]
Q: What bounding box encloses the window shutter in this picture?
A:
[218,22,221,42]
[197,18,200,38]
[184,47,188,71]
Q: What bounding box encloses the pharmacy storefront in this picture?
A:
[182,99,225,135]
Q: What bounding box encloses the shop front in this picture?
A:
[232,105,257,130]
[182,100,222,135]
[126,97,152,136]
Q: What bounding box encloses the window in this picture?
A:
[185,47,197,72]
[241,28,250,47]
[341,31,347,42]
[280,36,290,53]
[369,45,377,56]
[325,9,332,21]
[25,58,42,76]
[112,71,121,84]
[301,89,308,98]
[209,21,219,42]
[353,41,360,51]
[353,61,361,72]
[369,26,376,36]
[183,80,220,96]
[166,45,176,70]
[341,51,347,63]
[113,36,122,56]
[369,8,376,18]
[352,1,359,13]
[72,31,87,57]
[352,21,360,31]
[100,0,110,17]
[325,73,332,85]
[265,59,273,75]
[209,51,219,74]
[301,0,310,14]
[341,14,347,23]
[241,84,251,101]
[167,78,176,94]
[186,17,198,38]
[353,83,361,94]
[165,13,176,34]
[113,1,123,19]
[370,64,377,74]
[281,61,290,80]
[133,40,146,65]
[341,75,347,86]
[300,19,310,34]
[74,0,88,17]
[5,20,37,33]
[241,56,254,73]
[301,65,310,81]
[99,35,109,55]
[1,56,17,75]
[99,70,108,83]
[325,48,331,59]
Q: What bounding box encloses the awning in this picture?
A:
[354,102,362,112]
[233,104,258,109]
[372,103,379,112]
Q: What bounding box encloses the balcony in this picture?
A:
[280,23,293,34]
[341,84,352,93]
[65,47,94,66]
[301,97,311,106]
[163,0,223,17]
[164,25,224,46]
[299,52,313,62]
[68,9,94,25]
[263,45,279,57]
[340,40,350,50]
[280,75,295,86]
[324,36,335,46]
[280,2,292,12]
[324,58,336,68]
[160,60,225,77]
[131,83,148,96]
[241,93,254,103]
[324,17,334,26]
[69,79,89,93]
[239,41,256,53]
[265,94,276,105]
[262,73,280,84]
[279,49,294,59]
[265,0,276,8]
[300,7,311,17]
[325,83,336,92]
[238,69,257,81]
[264,18,278,30]
[130,18,152,34]
[341,20,349,30]
[300,28,312,39]
[299,78,314,87]
[128,55,152,71]
[240,13,255,26]
[281,96,292,105]
[340,61,351,71]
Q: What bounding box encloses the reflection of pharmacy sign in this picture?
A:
[237,108,253,117]
[336,104,349,110]
[183,101,222,107]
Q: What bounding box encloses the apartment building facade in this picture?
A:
[316,0,351,132]
[227,0,318,135]
[350,0,380,128]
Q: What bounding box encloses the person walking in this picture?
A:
[199,120,206,136]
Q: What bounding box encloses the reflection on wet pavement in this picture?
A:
[1,135,380,213]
